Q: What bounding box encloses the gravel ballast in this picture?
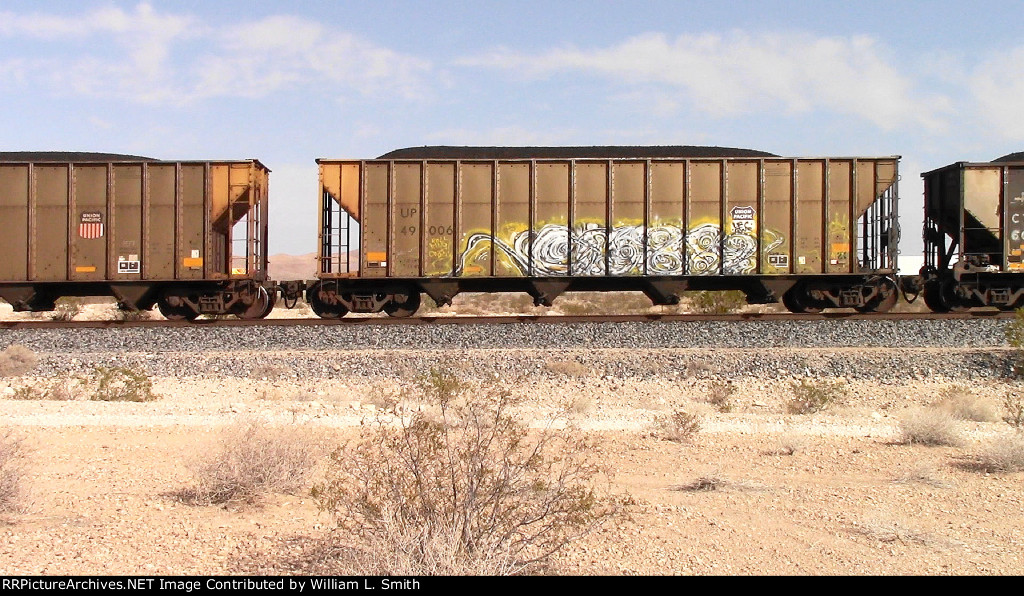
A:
[0,318,1017,381]
[0,318,1011,353]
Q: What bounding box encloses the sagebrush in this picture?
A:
[975,434,1024,473]
[934,386,999,422]
[313,367,617,575]
[656,409,702,443]
[0,428,27,513]
[786,378,845,414]
[186,420,322,505]
[90,366,157,402]
[899,407,963,447]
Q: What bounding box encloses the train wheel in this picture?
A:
[157,298,199,321]
[855,279,899,313]
[940,278,969,313]
[782,286,822,314]
[383,290,421,318]
[306,281,348,319]
[260,288,278,318]
[922,280,949,313]
[237,287,272,320]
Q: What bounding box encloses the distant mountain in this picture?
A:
[267,253,317,281]
[267,252,358,281]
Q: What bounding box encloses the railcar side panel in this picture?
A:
[534,162,570,276]
[363,162,390,278]
[687,161,722,275]
[725,160,759,275]
[572,161,607,276]
[458,162,494,278]
[423,163,456,276]
[0,165,30,281]
[70,164,107,281]
[795,161,824,274]
[34,165,70,282]
[178,164,205,281]
[826,160,852,274]
[147,164,176,280]
[610,162,644,276]
[762,161,793,274]
[494,162,530,277]
[112,164,143,283]
[648,162,685,276]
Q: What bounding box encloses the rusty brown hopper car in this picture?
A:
[309,147,900,317]
[917,157,1024,312]
[0,154,274,320]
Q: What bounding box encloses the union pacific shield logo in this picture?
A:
[79,211,104,239]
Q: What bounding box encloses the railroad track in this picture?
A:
[0,310,1014,330]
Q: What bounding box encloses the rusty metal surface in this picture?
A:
[0,160,269,285]
[317,156,900,281]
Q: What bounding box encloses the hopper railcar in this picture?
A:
[913,154,1024,312]
[307,146,901,318]
[0,153,275,320]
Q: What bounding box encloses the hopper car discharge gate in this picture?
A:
[0,157,277,320]
[310,152,901,317]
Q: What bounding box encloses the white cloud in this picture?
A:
[969,47,1024,139]
[461,31,952,133]
[0,3,432,105]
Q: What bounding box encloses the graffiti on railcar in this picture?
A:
[457,218,786,276]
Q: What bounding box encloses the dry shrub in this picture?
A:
[49,297,83,322]
[674,476,723,492]
[654,409,702,443]
[249,363,288,381]
[186,420,323,505]
[569,395,597,415]
[113,306,151,321]
[786,378,845,414]
[899,407,963,447]
[89,366,156,402]
[765,433,806,456]
[10,379,78,401]
[1004,393,1024,429]
[556,292,653,316]
[544,359,591,378]
[933,386,1000,422]
[685,290,747,314]
[855,516,932,546]
[313,368,617,576]
[0,428,27,513]
[0,345,38,377]
[975,434,1024,473]
[705,381,736,412]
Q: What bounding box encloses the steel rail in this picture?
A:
[0,310,1013,330]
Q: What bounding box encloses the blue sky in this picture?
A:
[3,1,1024,260]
